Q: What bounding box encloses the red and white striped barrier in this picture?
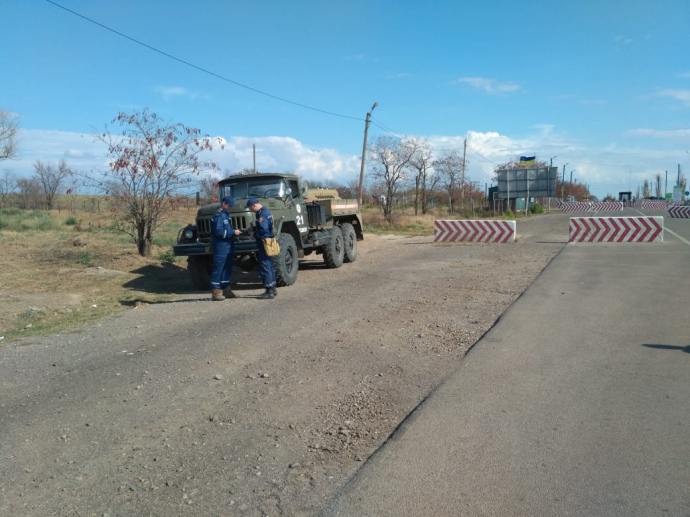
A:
[569,216,663,243]
[668,206,690,218]
[558,201,591,212]
[434,219,516,243]
[641,201,668,210]
[558,201,623,212]
[591,201,623,211]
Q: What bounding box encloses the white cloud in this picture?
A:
[7,126,687,201]
[387,72,410,80]
[655,89,690,107]
[9,129,109,177]
[154,86,203,101]
[626,128,690,138]
[455,77,521,94]
[210,136,360,184]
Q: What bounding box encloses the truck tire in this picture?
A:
[274,233,299,286]
[188,255,211,291]
[322,226,344,268]
[340,223,358,263]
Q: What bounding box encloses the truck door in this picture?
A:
[289,180,309,236]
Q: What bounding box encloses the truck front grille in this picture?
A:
[196,215,252,240]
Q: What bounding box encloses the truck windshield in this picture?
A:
[219,179,287,201]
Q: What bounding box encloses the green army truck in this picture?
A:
[172,172,363,290]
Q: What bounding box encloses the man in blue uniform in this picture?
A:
[246,198,277,299]
[210,196,241,301]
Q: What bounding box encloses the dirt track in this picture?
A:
[0,214,569,516]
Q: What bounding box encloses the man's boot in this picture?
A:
[222,287,236,299]
[259,288,275,300]
[211,289,225,301]
[271,286,278,297]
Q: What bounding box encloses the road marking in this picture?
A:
[665,227,690,246]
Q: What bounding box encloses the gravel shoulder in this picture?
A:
[0,214,569,516]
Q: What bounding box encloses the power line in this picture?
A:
[370,118,403,139]
[465,143,498,166]
[45,0,362,122]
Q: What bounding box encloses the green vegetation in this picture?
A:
[0,209,62,232]
[77,251,93,266]
[157,250,177,264]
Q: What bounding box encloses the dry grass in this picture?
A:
[360,203,508,236]
[0,199,508,341]
[0,204,199,341]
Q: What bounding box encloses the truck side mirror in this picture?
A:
[300,183,309,198]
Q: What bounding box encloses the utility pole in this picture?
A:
[461,138,467,210]
[358,102,378,208]
[548,156,556,204]
[561,163,568,201]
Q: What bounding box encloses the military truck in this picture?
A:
[173,172,363,290]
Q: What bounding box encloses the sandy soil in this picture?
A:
[0,213,569,516]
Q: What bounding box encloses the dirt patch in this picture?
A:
[0,214,569,516]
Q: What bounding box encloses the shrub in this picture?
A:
[504,209,515,219]
[77,251,93,266]
[65,215,78,226]
[530,203,543,214]
[158,250,177,264]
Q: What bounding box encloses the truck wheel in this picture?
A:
[188,255,211,291]
[322,226,344,268]
[340,223,357,263]
[274,233,299,286]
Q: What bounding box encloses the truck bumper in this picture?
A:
[173,240,260,257]
[173,243,208,256]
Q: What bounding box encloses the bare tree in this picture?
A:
[642,179,651,199]
[199,175,220,205]
[0,109,20,160]
[407,140,437,215]
[64,176,82,213]
[0,169,17,208]
[343,179,361,201]
[94,108,223,257]
[16,177,42,209]
[33,159,72,210]
[369,136,422,223]
[435,150,463,214]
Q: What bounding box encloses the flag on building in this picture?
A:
[519,156,536,167]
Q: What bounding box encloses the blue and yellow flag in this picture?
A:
[519,156,536,167]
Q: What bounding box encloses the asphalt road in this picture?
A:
[319,212,690,516]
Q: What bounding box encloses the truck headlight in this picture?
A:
[184,227,196,240]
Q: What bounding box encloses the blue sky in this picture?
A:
[2,0,689,200]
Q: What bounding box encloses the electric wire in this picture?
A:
[44,0,523,183]
[45,0,362,122]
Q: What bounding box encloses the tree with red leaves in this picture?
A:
[95,108,224,257]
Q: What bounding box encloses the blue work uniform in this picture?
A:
[210,207,235,290]
[253,206,277,289]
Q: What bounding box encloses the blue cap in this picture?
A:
[246,197,259,208]
[221,196,234,207]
